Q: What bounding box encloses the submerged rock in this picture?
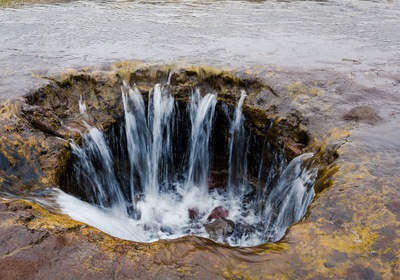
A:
[143,222,160,232]
[343,105,382,125]
[234,222,256,238]
[204,218,235,241]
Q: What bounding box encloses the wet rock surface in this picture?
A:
[204,218,235,241]
[188,208,200,220]
[207,206,229,221]
[0,62,399,279]
[343,105,382,125]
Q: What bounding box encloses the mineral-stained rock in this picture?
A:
[21,104,63,137]
[188,207,200,220]
[204,218,235,240]
[207,205,229,221]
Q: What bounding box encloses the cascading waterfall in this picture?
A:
[56,80,318,246]
[68,124,127,215]
[146,84,175,196]
[121,83,149,200]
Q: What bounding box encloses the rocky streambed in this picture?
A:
[0,62,399,279]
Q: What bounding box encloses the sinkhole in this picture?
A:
[56,72,318,247]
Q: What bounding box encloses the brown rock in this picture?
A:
[188,207,200,220]
[204,218,235,240]
[207,206,229,221]
[21,104,63,137]
[343,105,382,125]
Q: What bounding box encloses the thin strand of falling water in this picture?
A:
[186,89,217,192]
[67,120,128,216]
[254,140,287,214]
[121,82,150,201]
[261,153,317,242]
[228,90,248,198]
[146,83,175,196]
[167,70,173,85]
[79,95,89,120]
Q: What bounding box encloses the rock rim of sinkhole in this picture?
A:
[3,63,335,243]
[0,63,335,246]
[4,62,395,278]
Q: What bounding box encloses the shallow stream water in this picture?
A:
[0,0,399,99]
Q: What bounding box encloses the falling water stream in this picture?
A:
[55,79,318,247]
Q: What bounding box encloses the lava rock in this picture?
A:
[207,206,229,221]
[204,218,235,241]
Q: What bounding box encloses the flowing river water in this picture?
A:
[1,0,400,279]
[0,0,399,98]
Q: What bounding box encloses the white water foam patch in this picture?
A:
[56,156,316,246]
[56,186,246,243]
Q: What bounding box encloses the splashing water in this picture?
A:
[56,81,317,246]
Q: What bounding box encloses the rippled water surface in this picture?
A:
[1,2,400,277]
[0,0,399,97]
